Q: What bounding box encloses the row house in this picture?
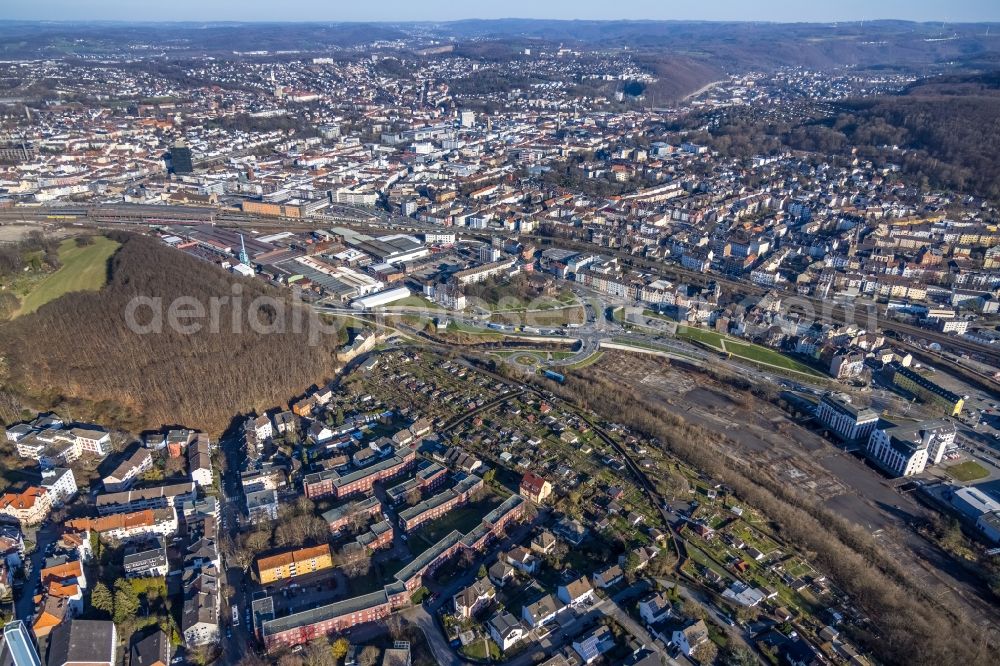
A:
[96,482,196,516]
[303,446,416,500]
[257,544,334,584]
[398,475,483,533]
[254,495,526,652]
[67,507,178,542]
[322,496,382,534]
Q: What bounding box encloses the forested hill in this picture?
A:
[669,71,1000,200]
[0,233,347,434]
[827,73,1000,198]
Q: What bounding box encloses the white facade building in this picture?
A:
[866,419,956,477]
[41,468,78,505]
[816,392,879,442]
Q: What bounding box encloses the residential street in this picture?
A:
[15,522,59,622]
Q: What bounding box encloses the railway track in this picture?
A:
[3,204,997,367]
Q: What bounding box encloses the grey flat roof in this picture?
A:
[262,590,388,637]
[394,530,463,584]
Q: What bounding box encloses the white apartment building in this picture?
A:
[41,468,78,505]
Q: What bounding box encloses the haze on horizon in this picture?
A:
[3,0,999,24]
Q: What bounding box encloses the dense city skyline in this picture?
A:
[4,0,1000,23]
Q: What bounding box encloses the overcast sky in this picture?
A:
[4,0,999,23]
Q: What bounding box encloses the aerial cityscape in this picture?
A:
[0,4,1000,666]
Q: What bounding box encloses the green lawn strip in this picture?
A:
[945,460,990,482]
[411,493,505,545]
[676,325,726,350]
[723,340,822,375]
[564,351,604,370]
[677,326,824,377]
[608,337,702,360]
[393,295,444,310]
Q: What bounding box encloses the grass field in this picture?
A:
[676,326,824,377]
[676,325,726,349]
[945,460,990,482]
[411,493,505,548]
[393,295,444,310]
[609,337,702,361]
[565,351,604,370]
[16,237,119,316]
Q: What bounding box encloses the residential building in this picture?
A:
[246,489,279,523]
[124,539,169,578]
[488,561,516,587]
[46,620,117,666]
[32,595,69,638]
[487,612,525,652]
[252,415,273,442]
[827,348,865,380]
[452,579,495,619]
[95,482,195,515]
[638,591,671,625]
[0,488,51,526]
[521,594,563,629]
[530,531,556,555]
[398,475,483,532]
[441,447,482,474]
[129,629,171,666]
[504,546,539,574]
[40,469,77,506]
[182,569,220,647]
[592,563,623,588]
[672,619,708,657]
[67,508,178,542]
[554,518,588,546]
[323,496,382,534]
[188,439,213,488]
[103,449,153,492]
[255,591,396,652]
[519,472,553,503]
[722,581,765,607]
[557,576,595,606]
[257,545,334,584]
[572,625,615,664]
[303,446,415,500]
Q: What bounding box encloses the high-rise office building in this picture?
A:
[170,139,194,174]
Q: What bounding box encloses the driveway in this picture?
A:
[402,604,464,666]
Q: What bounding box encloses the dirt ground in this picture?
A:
[0,222,49,242]
[590,352,1000,627]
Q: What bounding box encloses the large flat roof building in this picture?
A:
[0,621,41,666]
[816,392,879,442]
